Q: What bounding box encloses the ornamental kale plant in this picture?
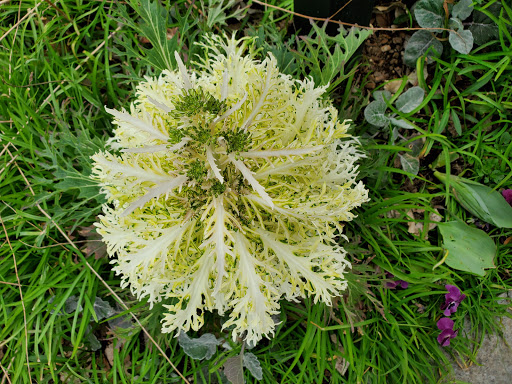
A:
[91,35,369,344]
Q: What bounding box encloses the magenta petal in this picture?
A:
[399,280,409,289]
[437,330,453,346]
[437,317,454,330]
[445,285,462,299]
[445,285,459,294]
[502,189,512,205]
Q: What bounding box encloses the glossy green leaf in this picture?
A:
[435,172,512,228]
[439,221,495,276]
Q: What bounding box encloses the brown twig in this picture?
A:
[0,2,42,44]
[327,0,352,21]
[0,281,21,287]
[250,0,458,34]
[0,358,13,384]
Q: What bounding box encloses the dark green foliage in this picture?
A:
[168,126,186,144]
[222,128,251,153]
[173,87,227,118]
[186,160,208,182]
[211,180,227,197]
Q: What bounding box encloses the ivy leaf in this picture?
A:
[449,17,464,31]
[364,100,389,127]
[452,0,473,21]
[404,30,443,67]
[414,0,445,30]
[93,297,116,322]
[64,295,83,314]
[243,353,263,381]
[439,221,496,276]
[389,117,415,129]
[373,90,392,102]
[398,153,420,177]
[467,4,501,45]
[224,354,245,384]
[395,87,425,113]
[85,325,102,351]
[178,333,221,360]
[449,28,474,54]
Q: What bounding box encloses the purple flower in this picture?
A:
[436,317,458,347]
[384,272,409,289]
[440,285,466,316]
[502,189,512,206]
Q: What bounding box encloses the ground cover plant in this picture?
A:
[1,0,511,383]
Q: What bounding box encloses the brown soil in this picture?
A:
[361,1,412,91]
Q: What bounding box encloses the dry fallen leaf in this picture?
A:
[105,343,115,367]
[384,79,403,94]
[78,225,107,259]
[406,209,443,239]
[330,334,350,375]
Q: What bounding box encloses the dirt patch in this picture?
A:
[362,1,412,90]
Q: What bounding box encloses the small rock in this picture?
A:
[392,36,403,44]
[381,45,392,52]
[374,73,386,82]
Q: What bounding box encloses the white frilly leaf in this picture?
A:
[105,107,169,141]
